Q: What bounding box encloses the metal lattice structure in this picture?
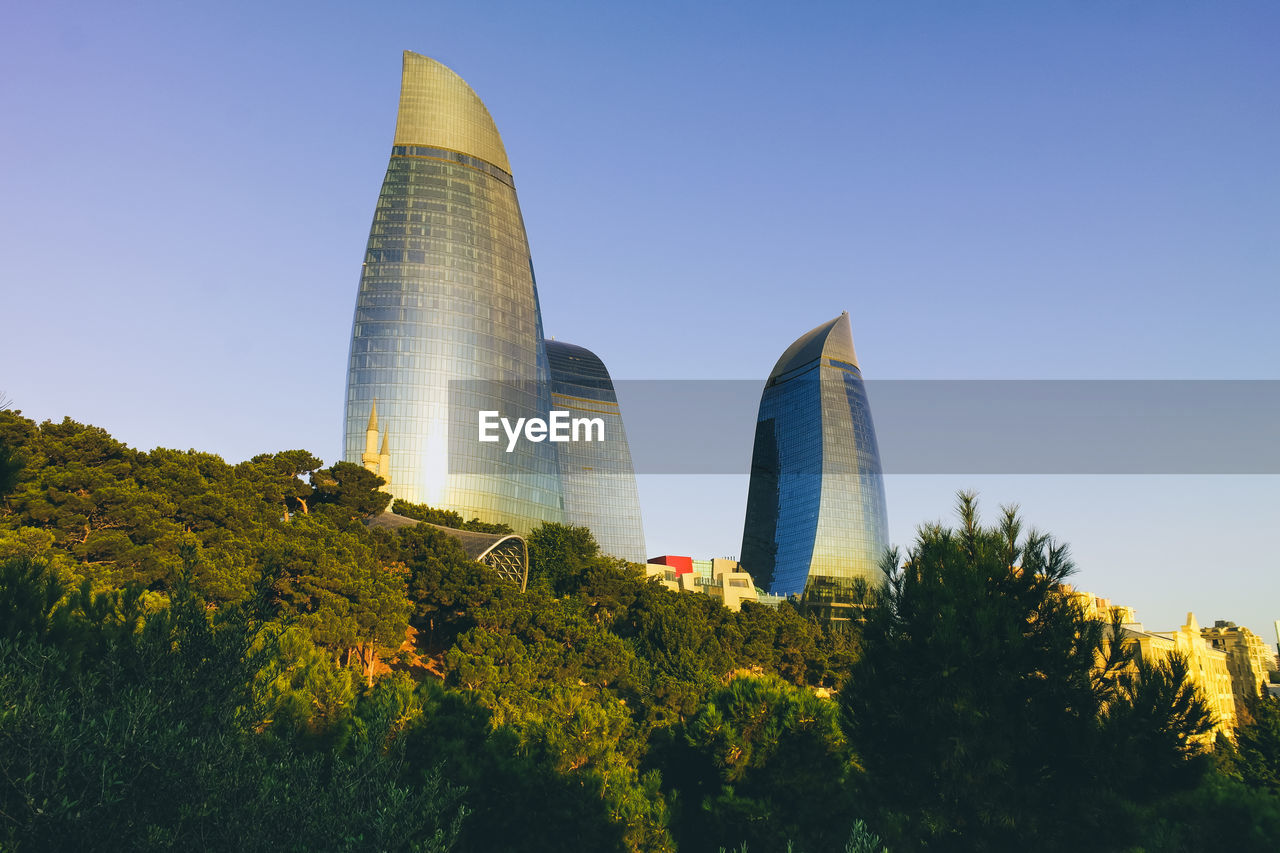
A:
[471,536,529,591]
[367,511,529,591]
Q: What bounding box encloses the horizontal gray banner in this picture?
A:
[445,380,1279,474]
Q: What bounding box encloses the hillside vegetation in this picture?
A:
[2,410,1278,852]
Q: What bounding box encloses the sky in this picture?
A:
[2,1,1277,640]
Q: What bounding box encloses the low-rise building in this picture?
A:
[1201,620,1277,723]
[1068,589,1138,627]
[1076,604,1234,741]
[1135,613,1237,739]
[1067,588,1239,739]
[645,555,769,612]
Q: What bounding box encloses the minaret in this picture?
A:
[362,400,381,474]
[378,427,392,489]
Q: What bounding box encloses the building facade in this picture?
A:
[1075,588,1243,740]
[645,555,766,612]
[343,52,565,534]
[1125,613,1238,740]
[1201,620,1278,723]
[739,313,889,607]
[545,340,646,562]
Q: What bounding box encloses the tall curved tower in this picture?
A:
[739,313,888,606]
[545,340,647,563]
[343,52,564,532]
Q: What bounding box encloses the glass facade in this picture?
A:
[545,340,647,563]
[740,313,889,601]
[343,52,564,533]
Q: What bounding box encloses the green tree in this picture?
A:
[839,493,1212,851]
[310,461,392,520]
[732,599,858,689]
[403,681,629,853]
[614,580,739,723]
[437,579,672,851]
[1127,771,1280,851]
[252,624,363,743]
[1226,691,1280,794]
[527,521,601,594]
[260,516,410,684]
[249,449,324,516]
[0,414,291,602]
[6,417,188,588]
[1101,651,1215,803]
[0,556,465,851]
[392,498,513,534]
[659,674,856,853]
[0,426,24,502]
[392,522,501,651]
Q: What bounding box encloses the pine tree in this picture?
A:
[840,493,1213,850]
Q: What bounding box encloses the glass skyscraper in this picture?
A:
[739,313,889,604]
[545,340,647,563]
[343,52,564,533]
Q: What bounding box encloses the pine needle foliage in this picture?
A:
[841,493,1214,851]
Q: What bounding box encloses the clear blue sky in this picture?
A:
[3,1,1277,640]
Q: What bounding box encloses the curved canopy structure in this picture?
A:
[367,510,529,591]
